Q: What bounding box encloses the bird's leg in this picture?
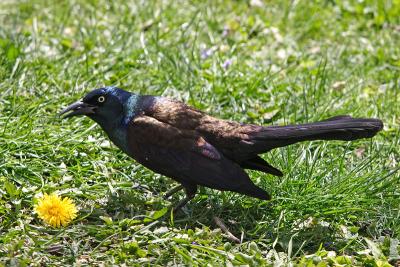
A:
[173,184,197,213]
[173,194,195,213]
[164,184,184,199]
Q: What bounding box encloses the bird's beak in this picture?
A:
[59,101,96,119]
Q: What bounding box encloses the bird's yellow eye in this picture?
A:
[98,96,105,103]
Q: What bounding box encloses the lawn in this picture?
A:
[0,0,399,265]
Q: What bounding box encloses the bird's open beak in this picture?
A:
[59,101,96,119]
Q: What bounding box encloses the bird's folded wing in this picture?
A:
[146,98,263,160]
[127,115,254,191]
[130,116,221,160]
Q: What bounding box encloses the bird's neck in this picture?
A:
[103,94,141,153]
[122,93,140,126]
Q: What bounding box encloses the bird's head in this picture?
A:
[60,87,134,128]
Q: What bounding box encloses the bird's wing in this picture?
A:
[127,115,269,199]
[144,97,263,160]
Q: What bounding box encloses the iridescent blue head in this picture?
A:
[60,86,140,151]
[60,86,139,130]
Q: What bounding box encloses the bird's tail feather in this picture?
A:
[233,184,271,200]
[251,115,383,150]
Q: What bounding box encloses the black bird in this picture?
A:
[60,87,383,210]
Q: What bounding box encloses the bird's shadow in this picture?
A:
[95,187,337,254]
[170,194,337,254]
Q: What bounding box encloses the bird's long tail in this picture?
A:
[241,115,383,177]
[251,115,383,151]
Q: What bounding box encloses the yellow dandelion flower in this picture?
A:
[34,193,78,228]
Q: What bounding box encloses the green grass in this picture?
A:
[1,0,399,265]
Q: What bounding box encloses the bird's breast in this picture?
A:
[103,125,131,155]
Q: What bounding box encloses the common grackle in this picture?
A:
[60,87,383,211]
